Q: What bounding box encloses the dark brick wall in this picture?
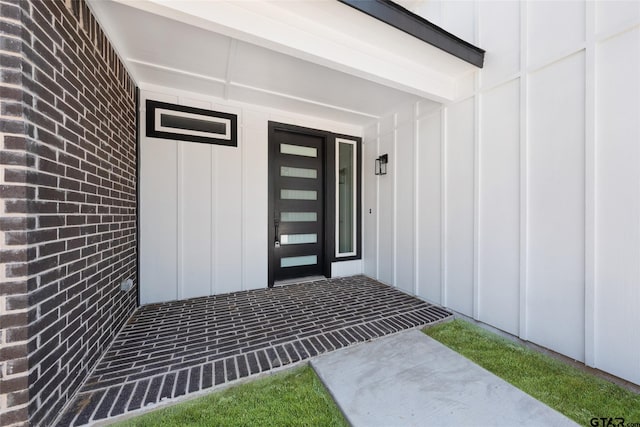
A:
[0,1,137,425]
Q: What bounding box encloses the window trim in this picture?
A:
[146,100,238,147]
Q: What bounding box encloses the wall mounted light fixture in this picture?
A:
[375,154,388,175]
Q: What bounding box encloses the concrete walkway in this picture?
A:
[311,329,577,427]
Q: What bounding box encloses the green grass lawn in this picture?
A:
[424,319,640,426]
[112,365,348,427]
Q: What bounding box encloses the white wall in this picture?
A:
[364,0,640,384]
[139,85,362,304]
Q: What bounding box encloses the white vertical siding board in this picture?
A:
[595,0,640,35]
[473,89,479,318]
[139,137,179,304]
[180,143,214,299]
[527,1,586,69]
[442,0,476,44]
[240,119,246,290]
[595,28,640,384]
[413,102,420,296]
[444,98,475,316]
[394,103,415,127]
[331,260,363,277]
[208,145,214,295]
[376,122,381,281]
[584,0,596,368]
[417,99,441,119]
[238,117,245,290]
[177,98,215,299]
[378,114,395,137]
[441,107,447,307]
[242,113,269,290]
[395,120,415,294]
[519,0,529,340]
[363,124,379,278]
[139,91,179,304]
[478,1,520,90]
[392,115,398,288]
[472,4,480,321]
[527,52,586,362]
[408,0,442,27]
[478,80,521,336]
[214,145,244,294]
[210,145,217,295]
[417,111,442,304]
[377,130,394,285]
[394,104,417,294]
[176,142,183,299]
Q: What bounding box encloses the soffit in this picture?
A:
[88,0,476,125]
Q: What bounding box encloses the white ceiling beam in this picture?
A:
[230,81,381,120]
[224,39,238,101]
[129,59,380,121]
[128,59,227,85]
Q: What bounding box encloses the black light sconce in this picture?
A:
[375,154,388,175]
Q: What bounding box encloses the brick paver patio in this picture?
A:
[56,275,452,426]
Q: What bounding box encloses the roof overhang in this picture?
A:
[339,0,484,68]
[89,0,483,125]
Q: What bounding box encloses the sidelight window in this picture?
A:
[336,138,357,257]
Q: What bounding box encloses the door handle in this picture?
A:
[274,215,280,248]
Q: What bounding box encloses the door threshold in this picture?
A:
[273,275,327,287]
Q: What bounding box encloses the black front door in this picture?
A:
[269,126,325,283]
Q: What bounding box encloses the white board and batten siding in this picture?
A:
[594,21,640,385]
[139,87,363,305]
[366,1,640,385]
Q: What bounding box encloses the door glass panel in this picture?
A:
[281,143,317,157]
[281,255,318,268]
[281,234,317,245]
[281,212,317,222]
[280,166,317,179]
[337,140,355,255]
[281,189,317,200]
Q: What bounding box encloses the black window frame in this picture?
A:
[146,100,238,147]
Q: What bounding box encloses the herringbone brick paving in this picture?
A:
[56,276,452,426]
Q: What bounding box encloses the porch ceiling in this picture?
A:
[88,0,476,125]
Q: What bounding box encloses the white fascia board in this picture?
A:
[114,0,467,102]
